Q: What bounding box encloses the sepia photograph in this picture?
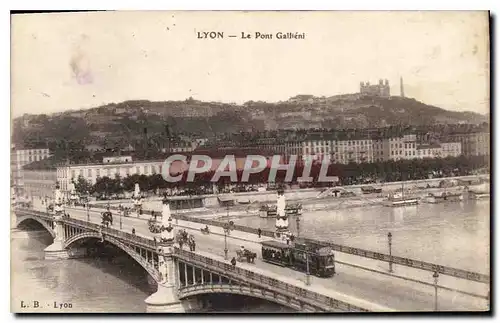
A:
[10,10,490,313]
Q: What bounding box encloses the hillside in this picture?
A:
[12,94,488,149]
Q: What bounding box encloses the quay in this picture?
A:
[12,181,490,312]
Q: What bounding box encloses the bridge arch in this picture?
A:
[64,232,161,282]
[178,284,304,311]
[16,215,56,238]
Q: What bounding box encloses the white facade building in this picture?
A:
[11,148,51,193]
[440,142,462,158]
[335,139,373,164]
[416,144,443,159]
[302,140,335,162]
[57,159,164,193]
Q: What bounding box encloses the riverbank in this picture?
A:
[85,174,488,220]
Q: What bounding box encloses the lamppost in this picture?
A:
[433,271,439,311]
[223,222,230,260]
[296,216,301,238]
[119,205,123,230]
[388,232,393,273]
[223,205,232,260]
[305,246,311,286]
[86,202,90,222]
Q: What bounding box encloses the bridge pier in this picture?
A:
[44,243,87,260]
[44,185,87,260]
[145,283,185,313]
[145,199,202,313]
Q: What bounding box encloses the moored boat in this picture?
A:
[383,192,419,207]
[259,203,302,217]
[422,191,463,204]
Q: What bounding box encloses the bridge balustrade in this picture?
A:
[62,217,157,250]
[174,247,368,312]
[19,205,490,284]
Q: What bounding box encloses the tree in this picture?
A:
[74,175,92,195]
[93,176,116,196]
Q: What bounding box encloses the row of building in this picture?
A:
[301,134,463,164]
[13,130,490,199]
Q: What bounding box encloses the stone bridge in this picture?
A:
[14,208,391,313]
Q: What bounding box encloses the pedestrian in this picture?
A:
[153,237,157,246]
[132,228,136,235]
[231,257,236,269]
[286,237,290,245]
[257,228,262,238]
[192,240,196,252]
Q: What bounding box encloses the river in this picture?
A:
[11,229,291,313]
[232,199,490,274]
[11,199,489,312]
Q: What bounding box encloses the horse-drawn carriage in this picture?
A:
[236,248,257,263]
[101,211,113,227]
[200,225,210,235]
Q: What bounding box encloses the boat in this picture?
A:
[422,191,463,204]
[259,203,302,218]
[464,183,490,201]
[361,186,383,194]
[469,192,490,200]
[238,199,251,205]
[383,193,419,207]
[383,181,419,207]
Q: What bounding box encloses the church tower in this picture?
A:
[400,76,405,98]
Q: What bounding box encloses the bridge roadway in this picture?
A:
[48,203,487,312]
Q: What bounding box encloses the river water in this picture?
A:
[233,199,490,274]
[11,199,489,312]
[11,229,290,313]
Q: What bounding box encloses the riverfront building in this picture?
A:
[300,134,463,165]
[11,147,51,194]
[23,169,57,199]
[57,159,165,192]
[449,131,489,157]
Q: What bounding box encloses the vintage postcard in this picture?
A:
[10,11,490,313]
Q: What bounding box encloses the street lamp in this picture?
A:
[119,205,123,230]
[223,223,230,260]
[86,202,90,222]
[296,216,301,238]
[223,205,232,260]
[388,232,393,273]
[305,247,311,286]
[433,271,439,311]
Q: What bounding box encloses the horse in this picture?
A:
[175,230,189,249]
[101,211,113,228]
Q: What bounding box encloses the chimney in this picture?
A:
[400,76,405,98]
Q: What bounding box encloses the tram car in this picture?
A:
[260,239,335,277]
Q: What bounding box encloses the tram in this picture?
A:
[260,239,335,277]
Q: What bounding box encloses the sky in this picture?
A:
[11,11,490,117]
